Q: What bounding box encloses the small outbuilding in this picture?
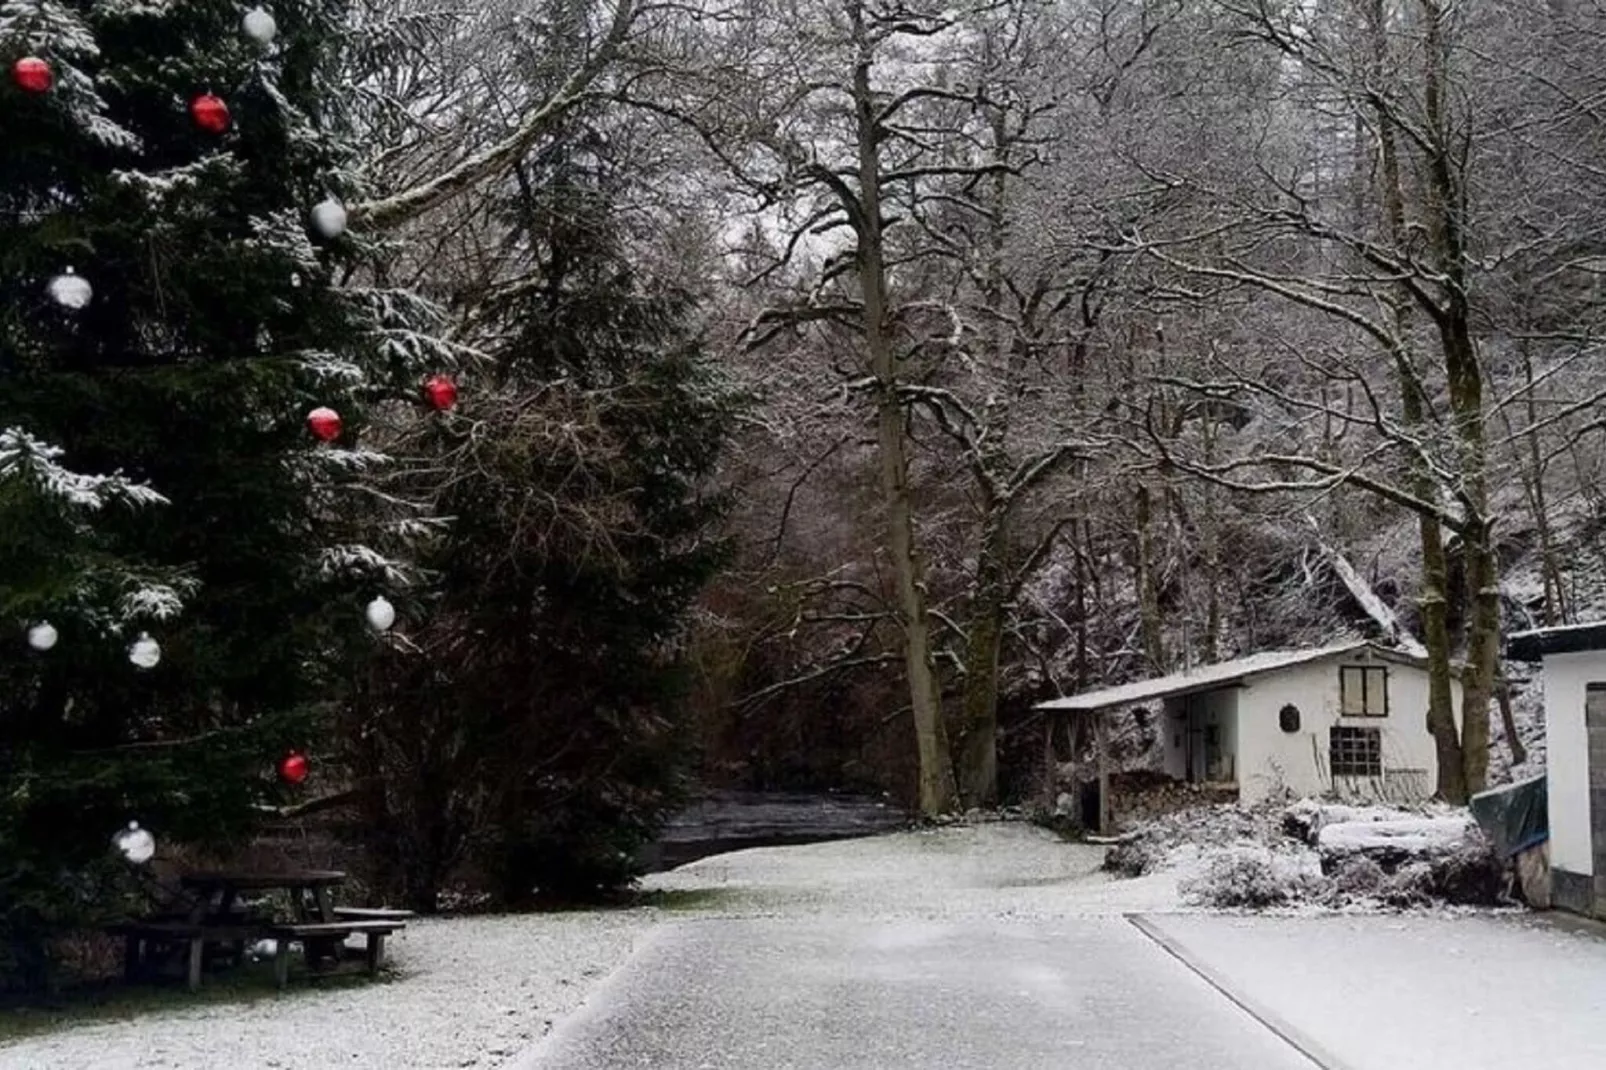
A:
[1037,640,1458,818]
[1506,621,1606,920]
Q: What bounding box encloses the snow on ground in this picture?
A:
[641,822,1196,920]
[0,817,1539,1067]
[0,912,654,1070]
[1142,912,1606,1070]
[0,825,1188,1070]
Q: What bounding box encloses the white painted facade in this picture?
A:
[1231,652,1458,805]
[1536,650,1598,876]
[1041,641,1459,806]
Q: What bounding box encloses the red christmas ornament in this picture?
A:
[422,374,458,412]
[11,56,52,94]
[189,92,230,134]
[306,406,342,442]
[278,751,309,785]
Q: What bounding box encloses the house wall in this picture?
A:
[1540,651,1600,882]
[1234,655,1458,806]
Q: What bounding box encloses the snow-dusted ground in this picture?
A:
[641,821,1196,919]
[1143,912,1606,1069]
[4,820,1584,1068]
[0,912,654,1070]
[0,826,1186,1070]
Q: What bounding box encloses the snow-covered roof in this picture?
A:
[1506,620,1606,661]
[1036,641,1419,712]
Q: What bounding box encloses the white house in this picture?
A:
[1037,640,1459,807]
[1507,622,1606,920]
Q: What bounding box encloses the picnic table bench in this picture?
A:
[112,869,409,990]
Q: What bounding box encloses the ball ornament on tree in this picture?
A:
[278,751,309,785]
[422,374,458,412]
[189,93,230,134]
[11,56,52,94]
[128,633,161,669]
[47,269,92,310]
[242,7,277,44]
[310,197,347,239]
[365,595,396,632]
[113,822,156,864]
[306,406,342,442]
[26,622,58,651]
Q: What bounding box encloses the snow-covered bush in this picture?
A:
[1329,854,1386,898]
[1179,844,1325,908]
[1109,796,1511,912]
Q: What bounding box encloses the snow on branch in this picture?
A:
[0,427,167,511]
[349,0,640,228]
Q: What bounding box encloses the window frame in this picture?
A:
[1329,725,1383,778]
[1339,664,1389,717]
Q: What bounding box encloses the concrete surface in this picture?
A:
[516,915,1320,1069]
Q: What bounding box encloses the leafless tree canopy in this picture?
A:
[346,0,1606,808]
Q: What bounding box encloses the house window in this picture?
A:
[1340,665,1388,716]
[1330,725,1383,777]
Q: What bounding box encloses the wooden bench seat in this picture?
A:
[109,920,261,989]
[331,906,415,921]
[262,919,406,986]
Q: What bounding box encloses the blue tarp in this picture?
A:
[1469,775,1549,859]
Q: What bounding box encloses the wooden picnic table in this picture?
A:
[119,868,400,990]
[179,868,347,925]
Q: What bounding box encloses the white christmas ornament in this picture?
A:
[243,7,277,44]
[310,197,348,239]
[26,622,58,651]
[365,596,395,632]
[128,632,161,669]
[114,821,156,864]
[47,269,92,310]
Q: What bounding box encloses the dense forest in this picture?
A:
[4,0,1604,988]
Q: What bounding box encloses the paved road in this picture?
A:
[518,915,1318,1070]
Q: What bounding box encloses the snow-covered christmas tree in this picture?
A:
[0,0,454,986]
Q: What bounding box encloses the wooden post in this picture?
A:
[186,937,204,991]
[1041,711,1056,811]
[123,933,142,982]
[273,937,291,989]
[1095,711,1110,835]
[365,933,387,975]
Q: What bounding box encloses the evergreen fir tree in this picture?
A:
[0,0,449,986]
[359,146,736,908]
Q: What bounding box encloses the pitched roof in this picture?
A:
[1035,640,1419,713]
[1506,621,1606,661]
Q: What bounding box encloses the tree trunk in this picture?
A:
[1367,0,1468,802]
[1496,678,1528,767]
[958,507,1008,808]
[1418,513,1468,802]
[852,8,954,815]
[1135,483,1165,672]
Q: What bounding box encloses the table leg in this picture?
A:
[186,938,204,991]
[273,937,290,989]
[313,885,336,924]
[364,933,386,976]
